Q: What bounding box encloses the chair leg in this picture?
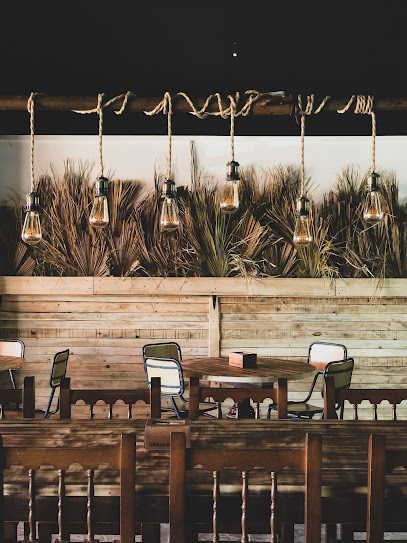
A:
[325,523,337,543]
[170,396,182,419]
[340,401,345,420]
[43,387,56,418]
[141,523,160,543]
[9,369,16,389]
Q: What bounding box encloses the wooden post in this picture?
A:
[150,377,161,419]
[276,378,287,419]
[189,376,200,419]
[120,434,136,543]
[305,433,322,543]
[59,378,71,419]
[324,377,337,419]
[22,376,35,418]
[366,434,386,543]
[170,432,186,543]
[209,295,221,357]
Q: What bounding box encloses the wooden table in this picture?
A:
[182,356,316,417]
[0,355,24,373]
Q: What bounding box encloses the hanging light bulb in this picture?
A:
[363,172,383,225]
[293,196,312,247]
[89,176,109,228]
[21,191,42,245]
[220,160,240,214]
[160,179,179,232]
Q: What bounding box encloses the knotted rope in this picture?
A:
[297,94,331,194]
[144,92,173,179]
[27,92,40,192]
[337,95,376,172]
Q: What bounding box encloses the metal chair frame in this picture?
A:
[270,357,355,420]
[142,342,216,419]
[0,338,25,389]
[43,349,69,418]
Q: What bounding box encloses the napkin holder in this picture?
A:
[144,419,190,449]
[229,351,257,369]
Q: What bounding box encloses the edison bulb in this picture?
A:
[220,179,239,213]
[160,178,179,232]
[220,160,240,214]
[89,195,109,228]
[160,196,179,232]
[293,195,312,247]
[293,215,312,246]
[363,173,383,225]
[21,210,42,245]
[89,176,109,228]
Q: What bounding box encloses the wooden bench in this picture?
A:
[0,376,35,418]
[59,376,161,419]
[188,376,288,419]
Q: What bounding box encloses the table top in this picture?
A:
[0,355,25,372]
[181,356,316,384]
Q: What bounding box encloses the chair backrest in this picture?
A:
[0,433,135,543]
[188,376,288,419]
[0,376,35,418]
[142,342,182,362]
[59,376,161,419]
[144,357,184,396]
[308,341,347,370]
[49,349,69,388]
[169,431,322,543]
[0,339,25,357]
[324,383,407,420]
[322,357,354,393]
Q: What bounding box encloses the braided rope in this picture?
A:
[229,95,236,161]
[145,92,173,178]
[97,93,105,177]
[27,92,40,192]
[297,94,331,194]
[338,95,376,172]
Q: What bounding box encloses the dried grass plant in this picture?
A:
[0,161,405,278]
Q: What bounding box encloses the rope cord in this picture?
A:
[229,95,236,161]
[145,92,173,179]
[337,95,375,172]
[297,94,331,194]
[27,92,39,192]
[97,93,105,177]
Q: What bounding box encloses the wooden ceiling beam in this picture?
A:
[1,95,407,116]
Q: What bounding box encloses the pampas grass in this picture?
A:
[0,161,405,278]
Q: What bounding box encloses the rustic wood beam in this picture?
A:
[1,95,407,116]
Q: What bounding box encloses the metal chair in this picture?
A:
[142,342,216,419]
[43,349,69,418]
[276,357,355,419]
[267,341,347,419]
[0,338,25,388]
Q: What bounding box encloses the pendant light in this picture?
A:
[293,95,312,247]
[89,93,109,228]
[21,93,42,245]
[363,104,383,224]
[158,93,179,232]
[220,97,240,214]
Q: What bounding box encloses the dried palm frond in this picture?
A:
[0,200,35,276]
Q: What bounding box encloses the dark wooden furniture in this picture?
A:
[0,376,35,418]
[0,353,26,389]
[169,430,322,543]
[188,376,288,419]
[0,433,136,543]
[182,356,316,418]
[59,376,161,419]
[324,378,407,420]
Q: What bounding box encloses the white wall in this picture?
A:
[1,135,406,203]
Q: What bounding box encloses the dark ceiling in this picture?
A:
[1,1,407,135]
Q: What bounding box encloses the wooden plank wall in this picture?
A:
[0,277,406,417]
